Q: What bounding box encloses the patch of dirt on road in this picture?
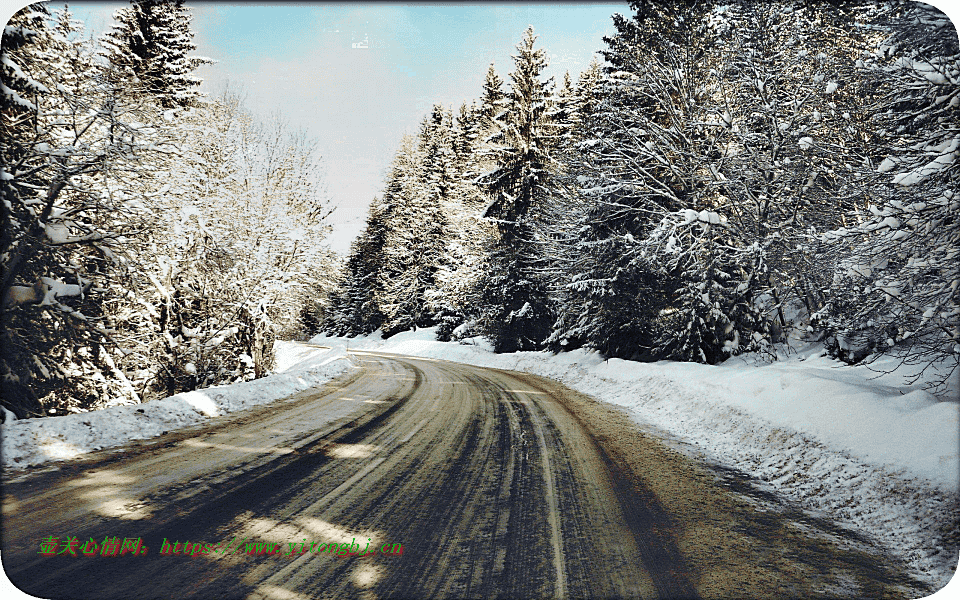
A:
[510,370,932,600]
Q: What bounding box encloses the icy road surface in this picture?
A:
[2,350,930,599]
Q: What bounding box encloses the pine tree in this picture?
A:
[451,101,482,182]
[324,144,416,337]
[430,102,495,341]
[479,63,505,124]
[100,0,212,108]
[323,219,386,337]
[550,1,728,360]
[380,111,452,336]
[475,27,562,352]
[574,58,604,133]
[324,196,397,337]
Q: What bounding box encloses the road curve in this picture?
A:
[2,349,928,599]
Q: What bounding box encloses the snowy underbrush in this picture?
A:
[311,328,959,590]
[0,343,352,470]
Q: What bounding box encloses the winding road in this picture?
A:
[2,349,928,599]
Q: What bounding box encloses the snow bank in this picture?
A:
[592,351,958,489]
[0,343,352,470]
[310,328,959,589]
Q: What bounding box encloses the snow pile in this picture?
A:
[310,328,959,588]
[0,343,352,470]
[589,351,958,488]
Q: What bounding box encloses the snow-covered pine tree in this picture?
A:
[427,101,496,342]
[545,58,627,354]
[639,208,772,363]
[538,66,603,353]
[475,27,563,353]
[419,106,476,339]
[100,0,212,108]
[323,142,422,337]
[573,58,604,134]
[545,62,603,353]
[550,1,740,361]
[323,198,394,337]
[452,101,481,180]
[478,63,505,125]
[535,69,577,293]
[379,108,452,337]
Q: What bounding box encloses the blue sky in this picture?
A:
[53,2,626,253]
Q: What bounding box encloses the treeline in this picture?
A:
[1,1,336,418]
[324,1,958,389]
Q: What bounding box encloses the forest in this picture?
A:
[2,0,957,420]
[324,1,958,391]
[1,1,338,418]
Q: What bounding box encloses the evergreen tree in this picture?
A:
[324,142,416,337]
[451,101,482,182]
[326,101,492,342]
[326,196,397,337]
[100,0,212,107]
[550,1,729,360]
[478,63,505,124]
[431,102,496,341]
[380,111,452,336]
[573,58,604,134]
[475,27,563,352]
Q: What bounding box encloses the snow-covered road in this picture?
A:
[2,330,957,594]
[2,350,930,599]
[308,329,959,592]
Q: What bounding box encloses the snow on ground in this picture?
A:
[0,344,352,470]
[311,328,959,591]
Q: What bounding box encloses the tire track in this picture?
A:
[3,349,922,600]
